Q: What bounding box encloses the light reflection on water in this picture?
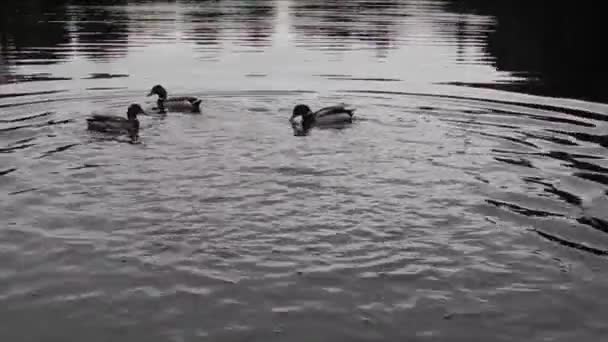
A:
[1,0,608,341]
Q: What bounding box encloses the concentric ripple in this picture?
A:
[1,0,607,341]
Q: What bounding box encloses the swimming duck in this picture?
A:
[86,103,145,134]
[147,84,202,113]
[289,104,355,131]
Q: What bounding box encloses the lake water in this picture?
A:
[1,0,608,341]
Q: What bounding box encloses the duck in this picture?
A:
[147,84,202,113]
[289,104,355,131]
[86,103,145,134]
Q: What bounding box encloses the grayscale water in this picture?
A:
[1,1,608,341]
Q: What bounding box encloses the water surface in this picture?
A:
[1,1,608,341]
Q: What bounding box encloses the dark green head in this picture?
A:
[290,104,313,122]
[147,84,168,100]
[127,103,146,120]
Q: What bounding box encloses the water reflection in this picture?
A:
[0,1,70,66]
[70,0,130,61]
[239,0,275,49]
[183,0,275,56]
[443,0,608,102]
[290,0,407,57]
[2,1,608,341]
[2,0,605,103]
[182,2,221,54]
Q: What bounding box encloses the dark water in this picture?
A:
[2,0,608,341]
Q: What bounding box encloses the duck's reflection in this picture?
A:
[88,130,141,145]
[291,120,311,136]
[290,117,356,137]
[289,103,356,136]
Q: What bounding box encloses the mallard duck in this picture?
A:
[86,103,145,134]
[147,84,202,113]
[289,104,355,131]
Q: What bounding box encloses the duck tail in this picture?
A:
[192,99,202,113]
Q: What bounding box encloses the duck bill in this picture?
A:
[147,91,154,97]
[289,115,303,125]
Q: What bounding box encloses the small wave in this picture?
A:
[0,90,66,100]
[86,87,129,91]
[341,90,608,123]
[439,118,520,130]
[2,73,72,84]
[577,217,608,235]
[494,157,534,168]
[533,229,608,256]
[486,199,565,218]
[573,173,608,186]
[0,119,73,133]
[68,163,115,170]
[546,130,608,149]
[38,143,80,159]
[314,74,352,78]
[9,188,38,195]
[475,131,538,148]
[523,177,582,206]
[14,60,63,66]
[0,112,54,124]
[521,132,578,146]
[0,168,17,176]
[0,143,37,154]
[82,73,129,80]
[490,108,596,128]
[494,150,604,161]
[320,75,402,82]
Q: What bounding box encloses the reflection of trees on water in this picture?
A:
[290,0,408,57]
[70,0,130,62]
[182,0,223,57]
[0,0,279,68]
[182,0,275,55]
[127,0,179,45]
[444,1,607,103]
[0,0,71,66]
[237,0,274,49]
[0,0,133,67]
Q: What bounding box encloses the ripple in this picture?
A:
[0,119,73,133]
[1,73,72,84]
[0,90,66,100]
[1,1,608,341]
[82,73,129,80]
[533,229,608,256]
[37,143,79,159]
[0,168,17,176]
[0,112,54,124]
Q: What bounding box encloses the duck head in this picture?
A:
[147,84,168,100]
[290,104,313,123]
[127,103,146,120]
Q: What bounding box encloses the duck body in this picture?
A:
[148,85,202,113]
[312,105,355,125]
[86,103,144,134]
[290,104,355,131]
[87,115,139,133]
[157,96,202,113]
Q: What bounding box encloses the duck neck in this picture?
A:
[157,98,166,110]
[302,113,315,129]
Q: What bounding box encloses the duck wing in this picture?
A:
[166,96,200,104]
[163,96,202,113]
[87,114,128,123]
[314,105,355,118]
